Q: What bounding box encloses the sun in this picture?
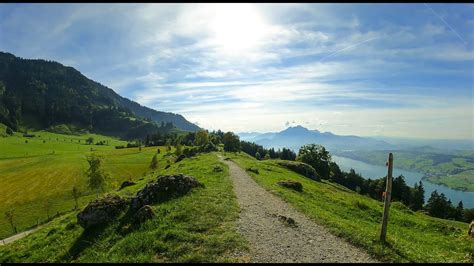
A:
[209,4,268,55]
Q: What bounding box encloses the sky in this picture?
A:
[0,3,473,139]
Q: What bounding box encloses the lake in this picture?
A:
[332,155,474,208]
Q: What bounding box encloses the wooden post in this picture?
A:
[380,152,393,243]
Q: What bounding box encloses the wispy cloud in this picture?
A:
[0,3,472,139]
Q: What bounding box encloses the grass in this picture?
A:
[225,152,473,263]
[424,170,474,192]
[0,152,247,262]
[0,130,168,239]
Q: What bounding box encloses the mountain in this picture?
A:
[0,52,200,138]
[238,125,394,152]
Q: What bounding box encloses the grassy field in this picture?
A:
[0,130,167,239]
[0,152,247,262]
[335,149,474,192]
[225,152,473,263]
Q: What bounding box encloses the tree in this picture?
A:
[175,143,183,157]
[255,152,261,160]
[297,144,331,179]
[72,185,80,210]
[411,181,425,211]
[85,154,108,196]
[455,201,464,221]
[44,198,52,220]
[195,130,209,146]
[329,161,344,184]
[425,190,452,219]
[150,153,158,170]
[264,153,270,160]
[86,137,94,145]
[392,175,411,206]
[223,132,240,152]
[5,127,13,136]
[4,208,16,233]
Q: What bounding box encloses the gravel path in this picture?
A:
[0,226,42,246]
[220,156,378,263]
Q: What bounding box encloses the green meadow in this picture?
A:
[225,152,473,263]
[0,131,165,239]
[0,152,246,262]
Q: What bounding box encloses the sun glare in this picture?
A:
[209,4,268,55]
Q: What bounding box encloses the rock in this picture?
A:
[277,161,320,181]
[246,167,259,174]
[277,180,303,192]
[132,205,155,224]
[131,174,203,210]
[118,180,136,190]
[77,194,128,229]
[277,215,297,227]
[175,154,186,163]
[213,165,223,172]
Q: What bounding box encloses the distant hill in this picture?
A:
[0,52,199,138]
[238,125,395,152]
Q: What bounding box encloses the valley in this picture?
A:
[334,149,474,192]
[0,130,162,239]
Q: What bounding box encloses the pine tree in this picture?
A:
[85,154,108,196]
[150,154,158,170]
[255,152,261,160]
[72,185,80,210]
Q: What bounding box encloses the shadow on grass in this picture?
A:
[62,223,109,261]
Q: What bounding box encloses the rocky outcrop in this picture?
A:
[130,174,203,210]
[277,161,320,181]
[77,194,128,229]
[246,167,259,174]
[132,205,155,224]
[118,180,136,190]
[277,180,303,192]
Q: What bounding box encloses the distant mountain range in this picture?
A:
[238,125,395,152]
[0,52,199,138]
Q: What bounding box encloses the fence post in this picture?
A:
[380,152,393,243]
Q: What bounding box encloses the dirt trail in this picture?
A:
[0,226,42,246]
[220,156,377,263]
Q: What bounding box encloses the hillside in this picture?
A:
[239,126,394,152]
[0,129,163,239]
[0,150,471,262]
[0,52,199,139]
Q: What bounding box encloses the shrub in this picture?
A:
[278,161,320,181]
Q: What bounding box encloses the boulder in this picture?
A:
[213,165,223,172]
[277,180,303,192]
[278,161,320,181]
[246,167,259,174]
[277,214,297,227]
[130,174,203,210]
[118,180,136,190]
[77,194,128,229]
[132,205,155,224]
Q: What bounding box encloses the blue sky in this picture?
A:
[1,3,473,139]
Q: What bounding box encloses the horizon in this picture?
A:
[1,3,473,139]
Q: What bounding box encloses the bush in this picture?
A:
[278,161,320,181]
[277,180,303,192]
[5,127,13,135]
[201,141,218,153]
